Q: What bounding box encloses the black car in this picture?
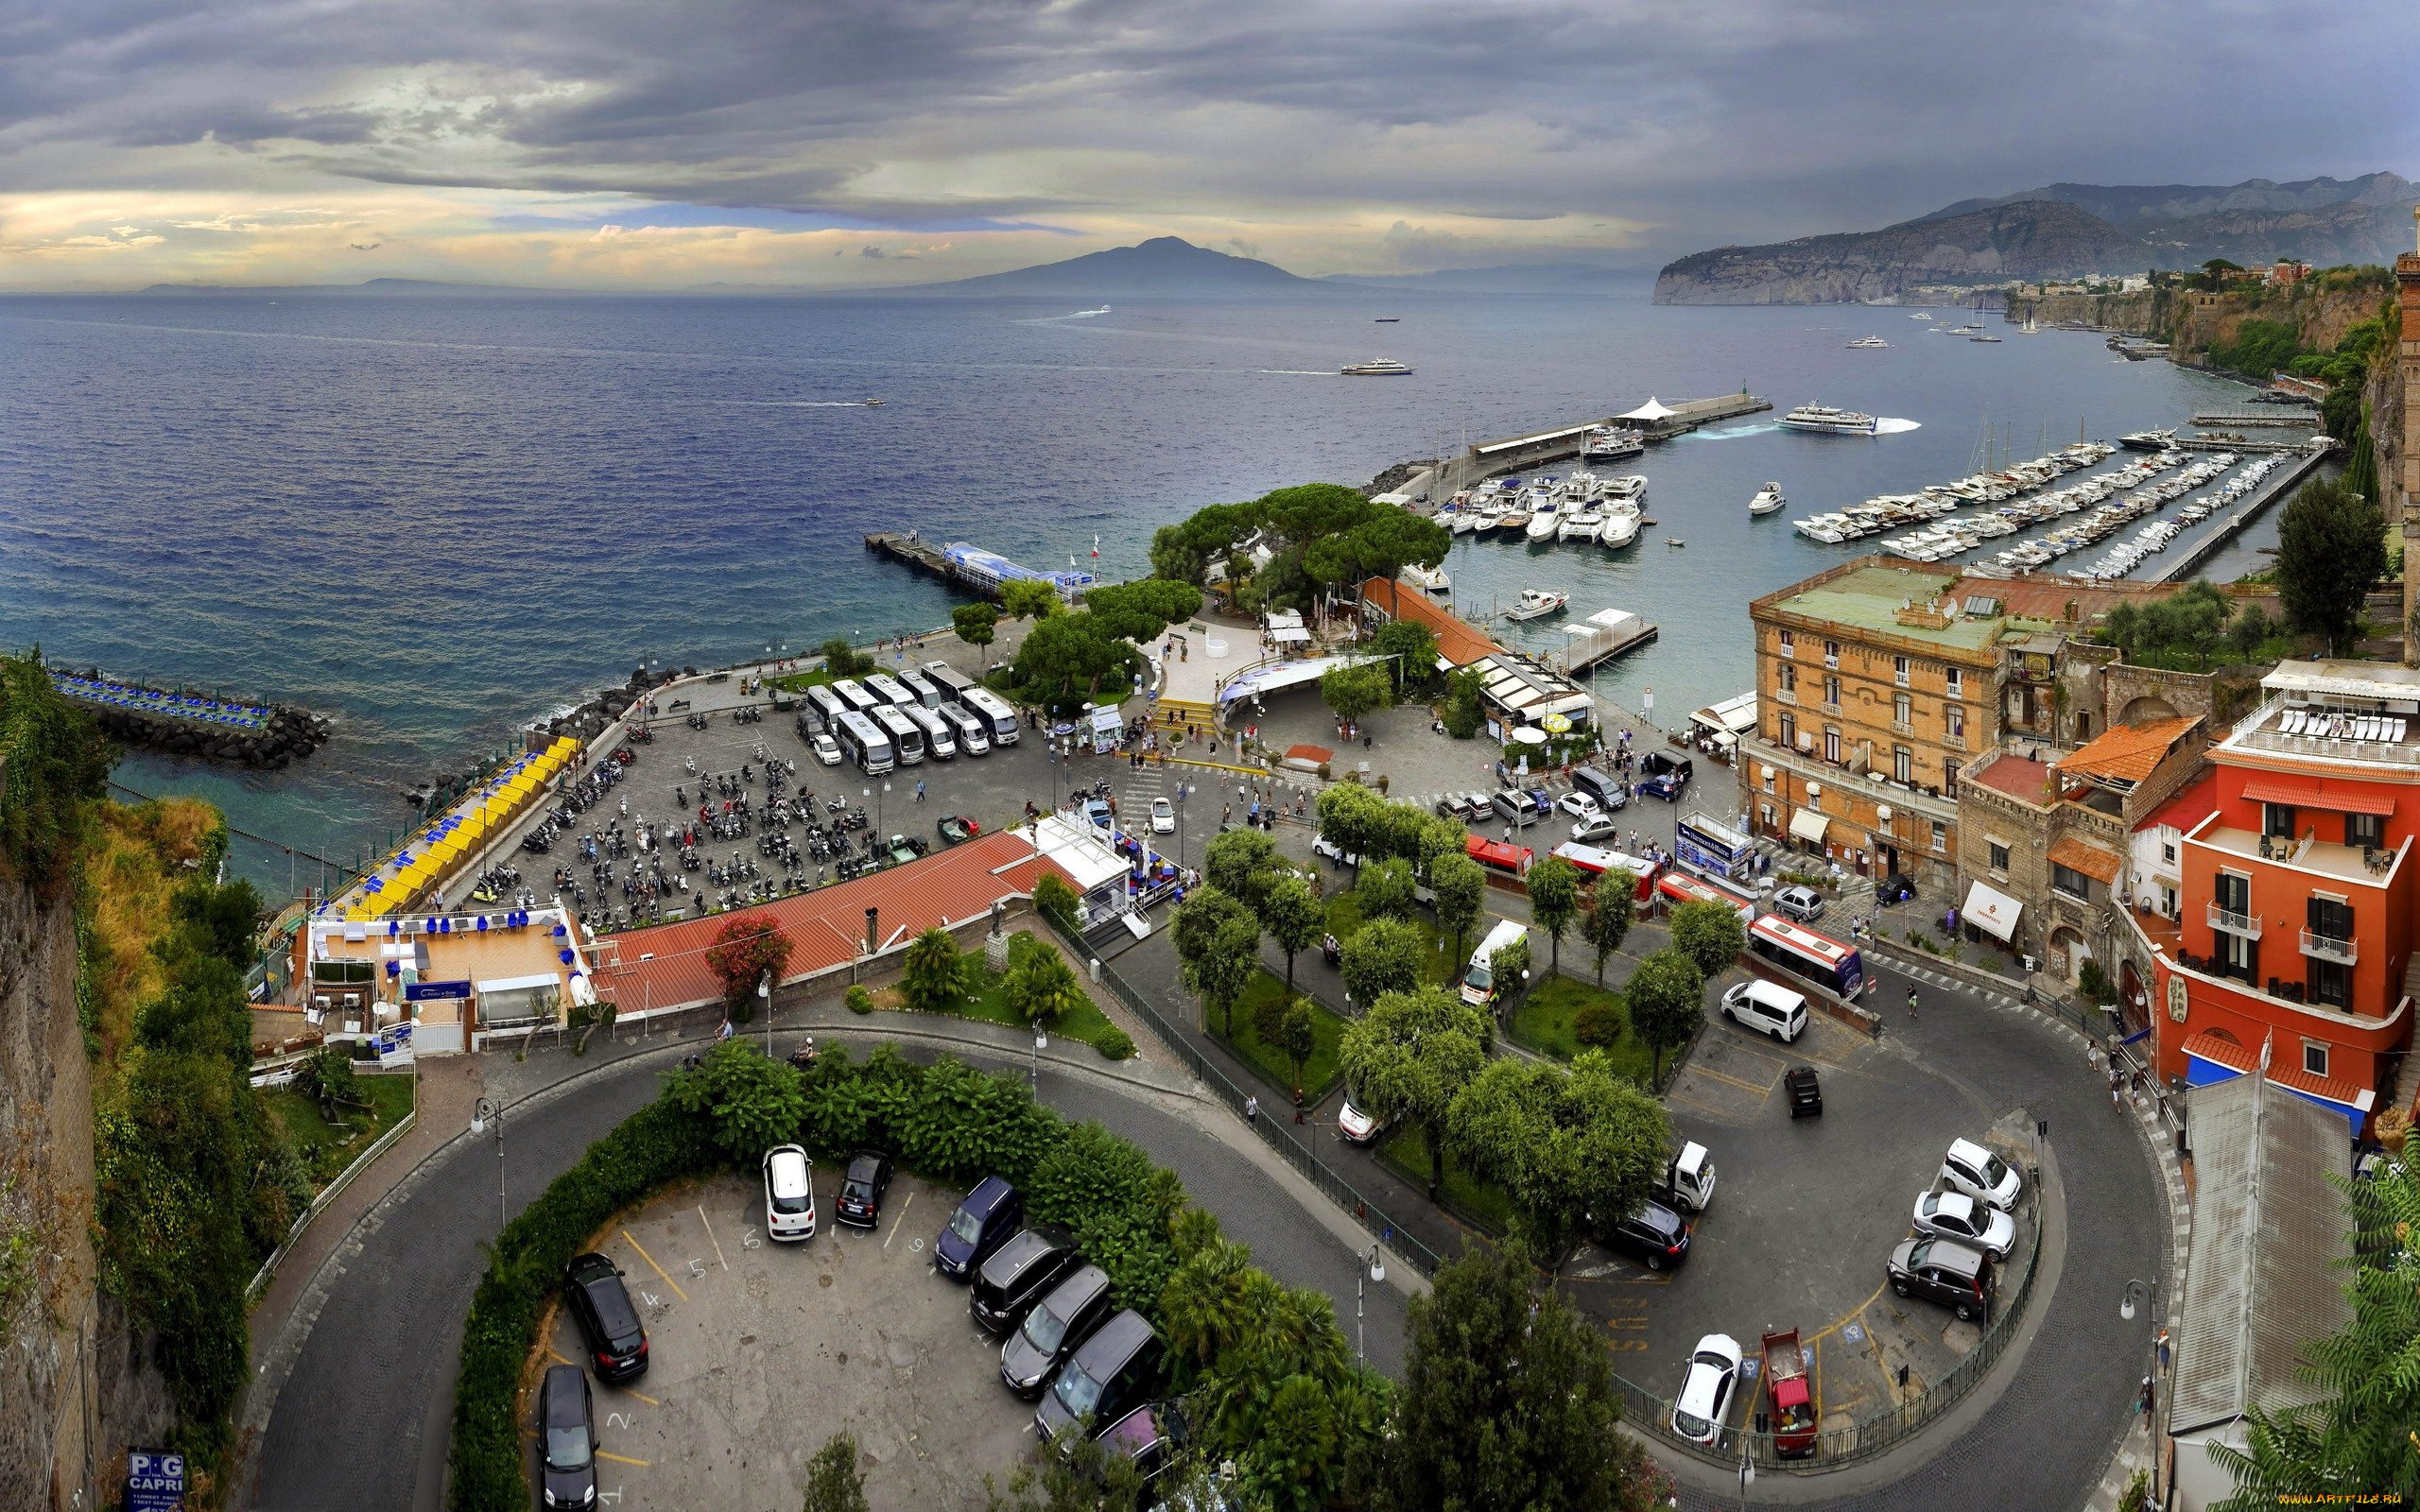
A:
[836,1150,893,1228]
[935,1176,1024,1280]
[1888,1237,1995,1322]
[1595,1199,1693,1272]
[972,1225,1080,1334]
[1035,1309,1166,1447]
[562,1253,649,1381]
[1001,1263,1115,1399]
[537,1364,597,1510]
[1637,751,1693,801]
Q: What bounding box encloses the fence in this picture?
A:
[1612,1204,2045,1471]
[1040,910,1448,1279]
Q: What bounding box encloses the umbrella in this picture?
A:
[1512,727,1549,745]
[1543,713,1572,734]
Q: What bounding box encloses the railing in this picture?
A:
[2206,903,2262,938]
[1039,911,1446,1278]
[1611,1205,2045,1471]
[2299,929,2357,965]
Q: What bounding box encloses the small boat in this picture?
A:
[1341,358,1413,376]
[1846,335,1891,349]
[2020,314,2042,334]
[1970,333,2003,343]
[1910,313,1933,320]
[1496,506,1533,534]
[1665,538,1685,547]
[865,398,886,406]
[1504,588,1569,622]
[1374,318,1401,322]
[1750,483,1787,515]
[1401,562,1451,593]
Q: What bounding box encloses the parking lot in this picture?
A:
[533,1169,1044,1511]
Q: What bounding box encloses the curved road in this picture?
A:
[249,1029,1411,1512]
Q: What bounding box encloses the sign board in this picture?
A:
[1675,812,1754,884]
[127,1450,185,1512]
[373,1022,415,1066]
[405,979,472,1002]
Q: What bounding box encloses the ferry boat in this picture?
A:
[1845,335,1892,349]
[1341,358,1413,376]
[1504,588,1570,622]
[1778,404,1879,436]
[1750,483,1787,515]
[1582,424,1645,459]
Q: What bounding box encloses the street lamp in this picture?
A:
[1356,1244,1385,1362]
[471,1097,504,1228]
[760,970,773,1051]
[2125,1278,2163,1501]
[1030,1023,1048,1090]
[2120,1278,2155,1321]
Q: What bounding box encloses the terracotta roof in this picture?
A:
[2139,771,2219,834]
[2061,716,2201,785]
[1968,750,2053,802]
[2047,835,2123,883]
[2237,775,2400,817]
[2180,1031,2370,1109]
[1285,744,1336,764]
[1362,578,1502,667]
[594,829,1053,1014]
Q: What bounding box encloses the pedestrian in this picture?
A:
[1363,732,1373,749]
[916,779,925,801]
[717,1019,735,1043]
[1245,1095,1259,1123]
[2137,1376,2154,1417]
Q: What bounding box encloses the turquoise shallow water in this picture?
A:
[0,284,2245,887]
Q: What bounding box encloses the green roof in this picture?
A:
[1772,565,2003,651]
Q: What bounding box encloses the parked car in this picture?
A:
[1099,1400,1193,1489]
[1571,813,1623,844]
[1784,1065,1823,1118]
[1488,788,1551,829]
[562,1253,649,1381]
[761,1144,817,1243]
[1000,1263,1115,1399]
[1593,1198,1692,1272]
[1720,979,1808,1043]
[1668,1333,1743,1446]
[1939,1138,2022,1211]
[1554,791,1602,821]
[835,1150,894,1228]
[1875,873,1918,905]
[811,732,842,766]
[1083,798,1113,830]
[1150,798,1175,834]
[1637,751,1692,800]
[972,1225,1081,1333]
[1772,885,1825,922]
[1888,1237,1995,1322]
[1312,833,1363,867]
[1911,1190,2016,1261]
[938,815,981,847]
[936,1176,1025,1280]
[1035,1309,1167,1447]
[537,1364,598,1511]
[1570,765,1628,812]
[1433,793,1479,820]
[1336,1094,1392,1146]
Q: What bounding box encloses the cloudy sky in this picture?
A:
[3,0,2413,290]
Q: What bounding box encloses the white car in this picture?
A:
[1150,798,1176,834]
[1911,1190,2016,1261]
[1939,1138,2023,1211]
[1555,792,1602,821]
[762,1143,817,1242]
[1337,1096,1390,1146]
[810,733,842,766]
[1669,1332,1744,1446]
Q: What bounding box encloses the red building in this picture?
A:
[2146,662,2419,1136]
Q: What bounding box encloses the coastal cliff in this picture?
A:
[2016,276,2392,363]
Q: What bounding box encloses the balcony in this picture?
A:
[1772,688,1797,706]
[2193,825,2406,887]
[2299,929,2358,965]
[2206,902,2262,938]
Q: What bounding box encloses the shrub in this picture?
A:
[1094,1026,1136,1060]
[703,913,793,1022]
[1573,1001,1625,1049]
[844,984,875,1015]
[1033,872,1081,929]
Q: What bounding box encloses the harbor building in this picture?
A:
[2138,661,2420,1137]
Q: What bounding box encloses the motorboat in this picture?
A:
[1341,358,1413,376]
[1970,333,2003,343]
[1504,588,1570,622]
[1582,425,1645,460]
[1845,335,1892,349]
[2119,428,2177,451]
[1525,498,1564,541]
[864,398,886,406]
[1778,405,1879,436]
[1558,509,1605,542]
[1600,474,1647,502]
[1496,504,1533,534]
[1750,483,1786,515]
[1401,562,1451,593]
[1910,313,1933,320]
[1599,502,1642,548]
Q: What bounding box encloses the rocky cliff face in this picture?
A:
[1653,202,2138,304]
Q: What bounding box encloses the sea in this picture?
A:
[0,281,2264,894]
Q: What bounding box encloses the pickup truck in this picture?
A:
[1651,1141,1717,1214]
[1761,1329,1818,1458]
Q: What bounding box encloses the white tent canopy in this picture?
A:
[1617,397,1681,421]
[1962,881,2024,942]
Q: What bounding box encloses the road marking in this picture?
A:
[616,1389,660,1406]
[547,1349,575,1367]
[620,1229,689,1303]
[1689,1065,1775,1096]
[1607,1315,1647,1330]
[596,1452,651,1467]
[883,1191,916,1249]
[1802,1280,1891,1346]
[697,1207,729,1269]
[1665,1090,1734,1120]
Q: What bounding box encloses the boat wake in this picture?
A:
[1256,369,1337,376]
[711,400,877,407]
[1682,423,1781,441]
[1874,417,1923,434]
[1011,307,1115,324]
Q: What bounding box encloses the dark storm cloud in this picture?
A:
[3,0,2413,253]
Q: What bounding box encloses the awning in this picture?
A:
[2047,835,2124,884]
[1962,881,2023,942]
[2238,775,2397,816]
[1789,809,1830,843]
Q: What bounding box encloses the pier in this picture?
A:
[1408,393,1772,501]
[865,533,1096,601]
[2146,440,2333,584]
[2189,409,2324,428]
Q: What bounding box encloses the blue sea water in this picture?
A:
[0,284,2250,890]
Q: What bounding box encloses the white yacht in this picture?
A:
[1504,588,1569,622]
[1582,425,1645,460]
[1340,358,1413,376]
[1845,335,1892,349]
[1600,474,1648,503]
[1524,497,1563,541]
[1778,404,1879,436]
[1599,498,1642,548]
[1750,483,1786,515]
[1558,508,1605,542]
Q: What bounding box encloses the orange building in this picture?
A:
[2145,661,2420,1136]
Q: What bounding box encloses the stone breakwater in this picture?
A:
[82,696,331,769]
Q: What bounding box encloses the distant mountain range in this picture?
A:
[1653,172,2420,304]
[882,235,1359,298]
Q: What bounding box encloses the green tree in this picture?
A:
[1427,852,1486,964]
[1340,916,1425,1006]
[1031,871,1080,929]
[985,1427,1149,1512]
[2275,474,2390,655]
[999,577,1060,624]
[801,1431,871,1512]
[1173,885,1252,968]
[1159,1227,1265,1370]
[1314,782,1387,859]
[1668,899,1745,980]
[1204,826,1282,909]
[1582,869,1636,984]
[1254,993,1321,1097]
[1528,856,1582,972]
[1368,618,1440,697]
[1262,875,1324,992]
[1444,1051,1671,1266]
[1337,987,1490,1198]
[951,603,999,668]
[1176,891,1262,1039]
[1623,949,1704,1084]
[1084,578,1203,644]
[1007,942,1086,1026]
[1441,667,1486,740]
[1012,612,1127,702]
[1489,935,1530,1008]
[666,1040,807,1161]
[1376,1246,1668,1512]
[900,925,974,1013]
[1357,857,1418,922]
[815,636,873,678]
[703,912,793,1022]
[1321,662,1393,728]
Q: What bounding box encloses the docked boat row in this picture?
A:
[1441,472,1651,550]
[2057,454,2290,579]
[1865,447,2200,561]
[1791,439,2121,545]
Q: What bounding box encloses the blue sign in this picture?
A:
[1675,813,1753,884]
[405,979,472,1001]
[127,1450,185,1511]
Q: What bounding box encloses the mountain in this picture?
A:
[893,236,1356,298]
[1654,172,2420,304]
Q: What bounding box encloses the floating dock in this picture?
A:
[2189,409,2324,428]
[1436,393,1772,492]
[1557,608,1660,673]
[865,533,1097,601]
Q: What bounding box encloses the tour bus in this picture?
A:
[1655,869,1755,921]
[831,679,883,717]
[1548,842,1662,902]
[864,672,913,708]
[805,684,848,730]
[962,687,1020,746]
[834,708,895,775]
[1747,914,1865,999]
[943,703,992,756]
[904,704,957,760]
[899,671,944,710]
[924,662,979,705]
[875,705,926,765]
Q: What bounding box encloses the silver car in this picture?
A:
[1911,1190,2014,1260]
[1772,885,1824,922]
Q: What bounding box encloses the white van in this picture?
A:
[905,704,957,760]
[1460,919,1530,1010]
[943,703,991,756]
[1719,979,1808,1043]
